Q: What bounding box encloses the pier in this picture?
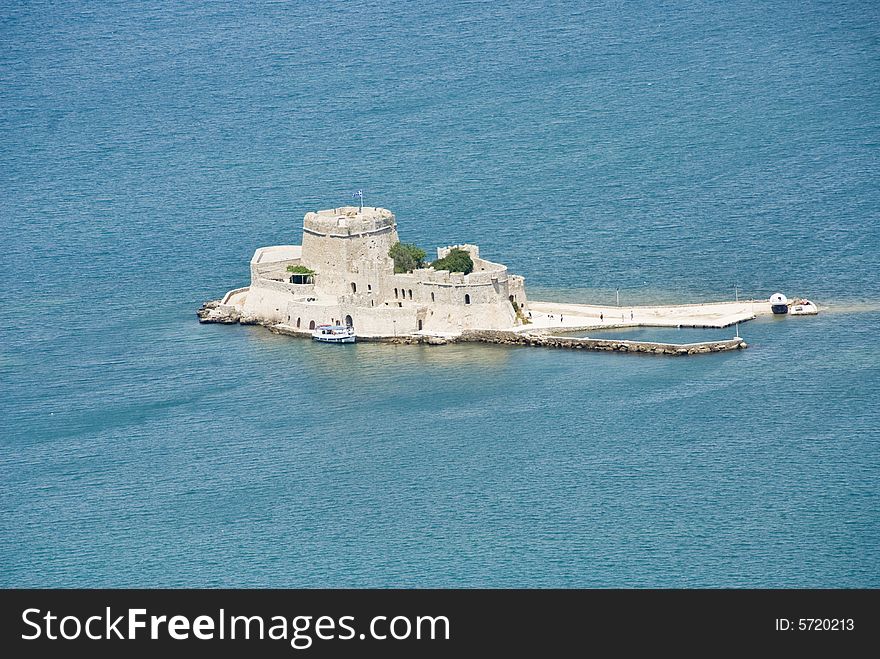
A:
[521,299,773,332]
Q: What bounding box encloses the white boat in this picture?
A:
[790,299,818,316]
[312,324,356,343]
[769,292,789,315]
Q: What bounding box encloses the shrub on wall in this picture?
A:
[431,248,474,275]
[389,242,427,273]
[286,264,315,284]
[286,265,315,275]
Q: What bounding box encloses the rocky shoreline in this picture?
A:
[196,300,241,324]
[198,299,747,355]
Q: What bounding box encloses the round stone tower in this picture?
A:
[300,206,399,296]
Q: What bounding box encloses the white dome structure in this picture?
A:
[769,292,789,314]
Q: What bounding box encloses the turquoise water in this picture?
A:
[2,1,878,587]
[564,326,740,343]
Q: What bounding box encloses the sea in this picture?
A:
[1,0,878,587]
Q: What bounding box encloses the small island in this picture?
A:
[198,205,813,355]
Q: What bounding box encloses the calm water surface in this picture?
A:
[1,1,878,587]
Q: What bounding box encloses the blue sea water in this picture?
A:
[1,0,878,587]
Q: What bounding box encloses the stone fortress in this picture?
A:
[209,206,529,337]
[200,203,812,355]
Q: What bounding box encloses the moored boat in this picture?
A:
[790,298,818,316]
[769,292,789,315]
[312,324,356,343]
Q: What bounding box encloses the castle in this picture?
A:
[216,206,529,336]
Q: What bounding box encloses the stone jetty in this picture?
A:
[458,329,747,355]
[201,309,747,356]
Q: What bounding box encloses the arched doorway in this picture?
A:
[309,320,316,330]
[296,318,301,328]
[417,319,423,331]
[465,294,471,305]
[344,315,353,328]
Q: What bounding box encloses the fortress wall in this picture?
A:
[253,278,315,298]
[251,259,302,282]
[348,235,398,274]
[412,260,506,284]
[437,244,479,260]
[301,228,350,292]
[337,291,388,308]
[238,283,516,334]
[338,305,419,336]
[241,285,298,324]
[384,278,506,306]
[415,269,465,285]
[421,300,516,332]
[277,300,343,330]
[252,245,303,261]
[249,245,303,282]
[221,287,249,305]
[418,276,513,304]
[390,261,510,304]
[388,272,420,303]
[508,275,527,306]
[470,256,506,273]
[244,283,416,335]
[276,302,419,336]
[460,269,507,286]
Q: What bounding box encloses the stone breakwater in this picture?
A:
[198,300,746,355]
[458,330,747,355]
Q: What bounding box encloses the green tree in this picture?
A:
[286,264,315,284]
[431,248,474,275]
[389,242,427,273]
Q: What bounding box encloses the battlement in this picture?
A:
[303,207,396,237]
[437,244,480,260]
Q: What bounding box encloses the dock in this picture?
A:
[521,299,772,332]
